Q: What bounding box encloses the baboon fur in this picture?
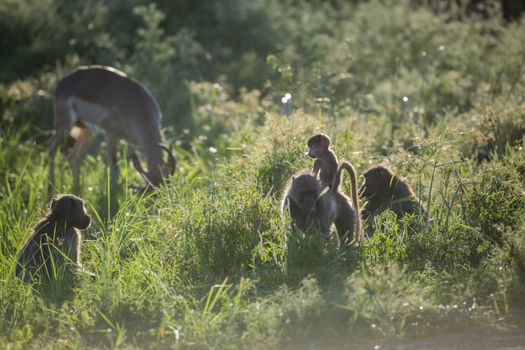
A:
[282,170,360,245]
[307,134,339,189]
[16,194,91,282]
[359,166,427,223]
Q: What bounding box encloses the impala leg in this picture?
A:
[68,126,94,194]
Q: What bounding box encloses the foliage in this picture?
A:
[1,0,525,348]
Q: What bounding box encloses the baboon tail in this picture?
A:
[337,161,362,242]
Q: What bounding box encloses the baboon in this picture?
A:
[307,134,338,189]
[281,168,360,245]
[359,166,427,223]
[16,194,92,282]
[281,172,324,235]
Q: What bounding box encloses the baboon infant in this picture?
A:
[359,166,427,223]
[281,164,361,245]
[16,194,92,282]
[307,134,338,189]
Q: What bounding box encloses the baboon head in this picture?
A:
[50,194,91,229]
[284,173,322,232]
[359,166,396,199]
[306,134,331,159]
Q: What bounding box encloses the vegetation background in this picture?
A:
[1,0,524,348]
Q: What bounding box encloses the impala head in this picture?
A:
[131,144,176,187]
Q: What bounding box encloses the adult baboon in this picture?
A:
[307,134,338,189]
[281,172,325,235]
[281,168,360,245]
[359,166,427,223]
[16,194,92,282]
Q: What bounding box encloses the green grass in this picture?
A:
[1,1,525,348]
[1,113,523,349]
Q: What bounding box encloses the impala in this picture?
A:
[48,66,176,193]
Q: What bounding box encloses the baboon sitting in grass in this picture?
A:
[282,167,360,245]
[16,194,92,282]
[359,166,427,226]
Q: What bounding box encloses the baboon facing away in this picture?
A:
[359,166,427,224]
[16,194,92,282]
[281,168,360,245]
[307,134,338,189]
